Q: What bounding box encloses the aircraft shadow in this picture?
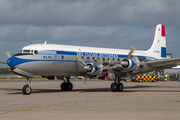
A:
[0,84,179,94]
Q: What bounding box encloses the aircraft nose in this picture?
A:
[7,56,16,68]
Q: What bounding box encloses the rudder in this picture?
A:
[147,24,166,58]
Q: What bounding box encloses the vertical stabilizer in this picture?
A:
[147,24,166,58]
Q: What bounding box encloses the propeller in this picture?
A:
[76,55,88,87]
[121,46,136,79]
[76,55,111,87]
[7,70,12,82]
[83,74,87,87]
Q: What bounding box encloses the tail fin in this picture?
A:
[147,24,166,58]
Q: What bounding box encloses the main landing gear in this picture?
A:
[110,76,124,92]
[22,77,32,95]
[61,76,73,91]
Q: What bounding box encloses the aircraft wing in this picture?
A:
[108,57,180,77]
[147,58,180,68]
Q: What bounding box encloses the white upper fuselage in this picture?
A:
[22,43,158,60]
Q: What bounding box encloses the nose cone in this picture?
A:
[7,56,18,68]
[7,56,13,68]
[7,56,32,68]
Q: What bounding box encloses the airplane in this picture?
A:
[2,24,180,95]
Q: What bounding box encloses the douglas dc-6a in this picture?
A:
[1,24,180,95]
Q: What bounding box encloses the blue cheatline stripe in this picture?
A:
[39,50,149,60]
[161,47,166,58]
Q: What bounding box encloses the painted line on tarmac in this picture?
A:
[0,82,172,115]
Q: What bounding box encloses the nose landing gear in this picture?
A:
[22,78,32,95]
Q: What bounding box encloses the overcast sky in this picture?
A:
[1,0,180,68]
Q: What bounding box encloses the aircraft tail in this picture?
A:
[146,24,166,58]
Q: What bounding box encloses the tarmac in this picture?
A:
[0,79,180,120]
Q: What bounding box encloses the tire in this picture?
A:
[116,83,124,92]
[22,84,31,95]
[111,82,117,92]
[66,82,73,91]
[61,82,66,91]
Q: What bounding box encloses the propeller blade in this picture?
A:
[108,58,111,65]
[126,46,136,61]
[76,55,87,66]
[83,74,87,87]
[5,51,11,58]
[7,70,12,82]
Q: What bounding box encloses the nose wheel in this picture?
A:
[22,78,32,95]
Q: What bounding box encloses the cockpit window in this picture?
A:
[23,50,31,53]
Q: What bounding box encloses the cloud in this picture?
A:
[0,25,153,47]
[0,0,180,68]
[0,0,179,27]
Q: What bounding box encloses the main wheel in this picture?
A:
[66,82,73,91]
[111,82,117,92]
[116,83,124,92]
[61,82,66,91]
[22,84,31,95]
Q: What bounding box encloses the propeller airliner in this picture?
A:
[2,24,180,95]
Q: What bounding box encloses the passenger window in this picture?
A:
[103,58,105,61]
[81,56,84,60]
[62,56,64,59]
[92,57,95,61]
[87,57,90,60]
[34,50,38,54]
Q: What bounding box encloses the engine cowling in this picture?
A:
[121,57,140,71]
[84,63,103,76]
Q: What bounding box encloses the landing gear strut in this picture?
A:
[110,76,124,92]
[22,77,32,95]
[61,76,73,91]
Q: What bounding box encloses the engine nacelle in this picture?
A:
[84,63,104,76]
[13,68,34,78]
[121,57,140,71]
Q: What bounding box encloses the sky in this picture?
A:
[1,0,180,68]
